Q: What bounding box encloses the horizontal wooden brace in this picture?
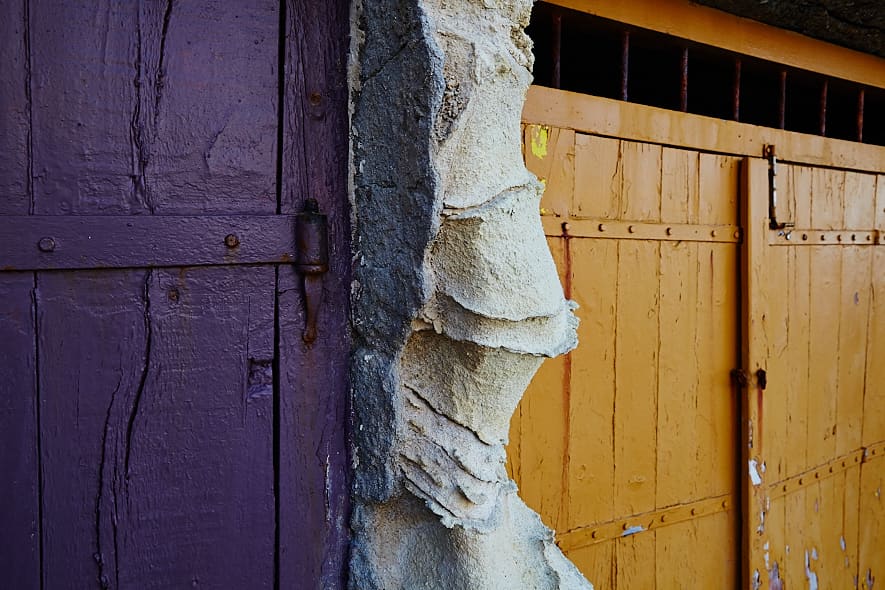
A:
[766,440,885,500]
[556,494,733,552]
[0,215,297,271]
[768,228,881,246]
[542,216,742,243]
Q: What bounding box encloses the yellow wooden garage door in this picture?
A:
[509,123,741,588]
[742,157,885,588]
[509,86,885,589]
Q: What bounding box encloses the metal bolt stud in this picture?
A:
[224,234,240,248]
[38,237,56,252]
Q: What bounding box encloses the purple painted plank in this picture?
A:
[38,268,276,589]
[0,2,40,587]
[1,214,297,271]
[279,1,351,588]
[0,0,31,215]
[0,274,40,590]
[29,0,279,216]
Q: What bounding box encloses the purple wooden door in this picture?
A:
[0,2,349,589]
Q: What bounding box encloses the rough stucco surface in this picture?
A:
[349,0,591,588]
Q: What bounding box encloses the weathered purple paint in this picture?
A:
[278,2,351,588]
[0,0,350,588]
[1,215,299,271]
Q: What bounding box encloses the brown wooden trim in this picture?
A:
[543,0,885,89]
[523,87,885,173]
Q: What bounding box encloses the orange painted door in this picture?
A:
[509,125,742,588]
[741,157,885,589]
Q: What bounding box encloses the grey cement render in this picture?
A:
[348,0,592,588]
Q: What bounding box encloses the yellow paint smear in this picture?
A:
[530,125,549,159]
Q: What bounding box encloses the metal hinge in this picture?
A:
[730,368,767,390]
[295,199,329,345]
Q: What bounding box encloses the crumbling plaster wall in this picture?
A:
[348,1,592,588]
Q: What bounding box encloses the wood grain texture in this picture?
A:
[0,274,40,590]
[516,238,569,531]
[524,125,575,218]
[567,238,617,529]
[278,1,351,587]
[0,1,40,587]
[542,0,885,88]
[523,87,885,173]
[29,0,279,216]
[38,269,276,590]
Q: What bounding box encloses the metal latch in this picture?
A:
[765,145,794,231]
[295,199,329,345]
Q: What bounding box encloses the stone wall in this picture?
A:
[348,1,591,588]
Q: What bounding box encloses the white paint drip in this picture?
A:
[806,549,819,590]
[621,525,645,537]
[749,459,763,485]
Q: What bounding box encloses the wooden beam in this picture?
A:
[544,0,885,89]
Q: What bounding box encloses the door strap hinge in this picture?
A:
[295,199,329,345]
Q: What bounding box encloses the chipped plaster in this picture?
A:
[348,0,590,588]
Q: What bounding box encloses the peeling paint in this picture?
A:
[749,459,763,485]
[769,562,783,590]
[752,569,762,590]
[806,549,819,590]
[867,568,875,589]
[621,525,645,537]
[841,536,847,551]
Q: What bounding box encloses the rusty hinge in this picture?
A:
[730,368,749,388]
[731,368,767,390]
[295,199,329,345]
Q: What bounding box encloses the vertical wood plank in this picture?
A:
[616,534,656,589]
[39,269,277,589]
[699,154,740,225]
[568,542,614,590]
[862,175,885,447]
[784,489,807,587]
[655,522,697,587]
[835,172,875,457]
[519,238,568,531]
[573,135,622,219]
[279,1,351,587]
[0,1,40,587]
[858,457,885,590]
[620,142,662,222]
[786,165,812,478]
[843,465,862,587]
[0,274,40,590]
[806,168,844,469]
[656,240,698,507]
[568,238,617,529]
[0,0,31,214]
[741,157,771,586]
[660,147,698,225]
[614,240,659,517]
[523,126,576,218]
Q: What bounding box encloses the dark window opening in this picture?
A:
[528,2,885,147]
